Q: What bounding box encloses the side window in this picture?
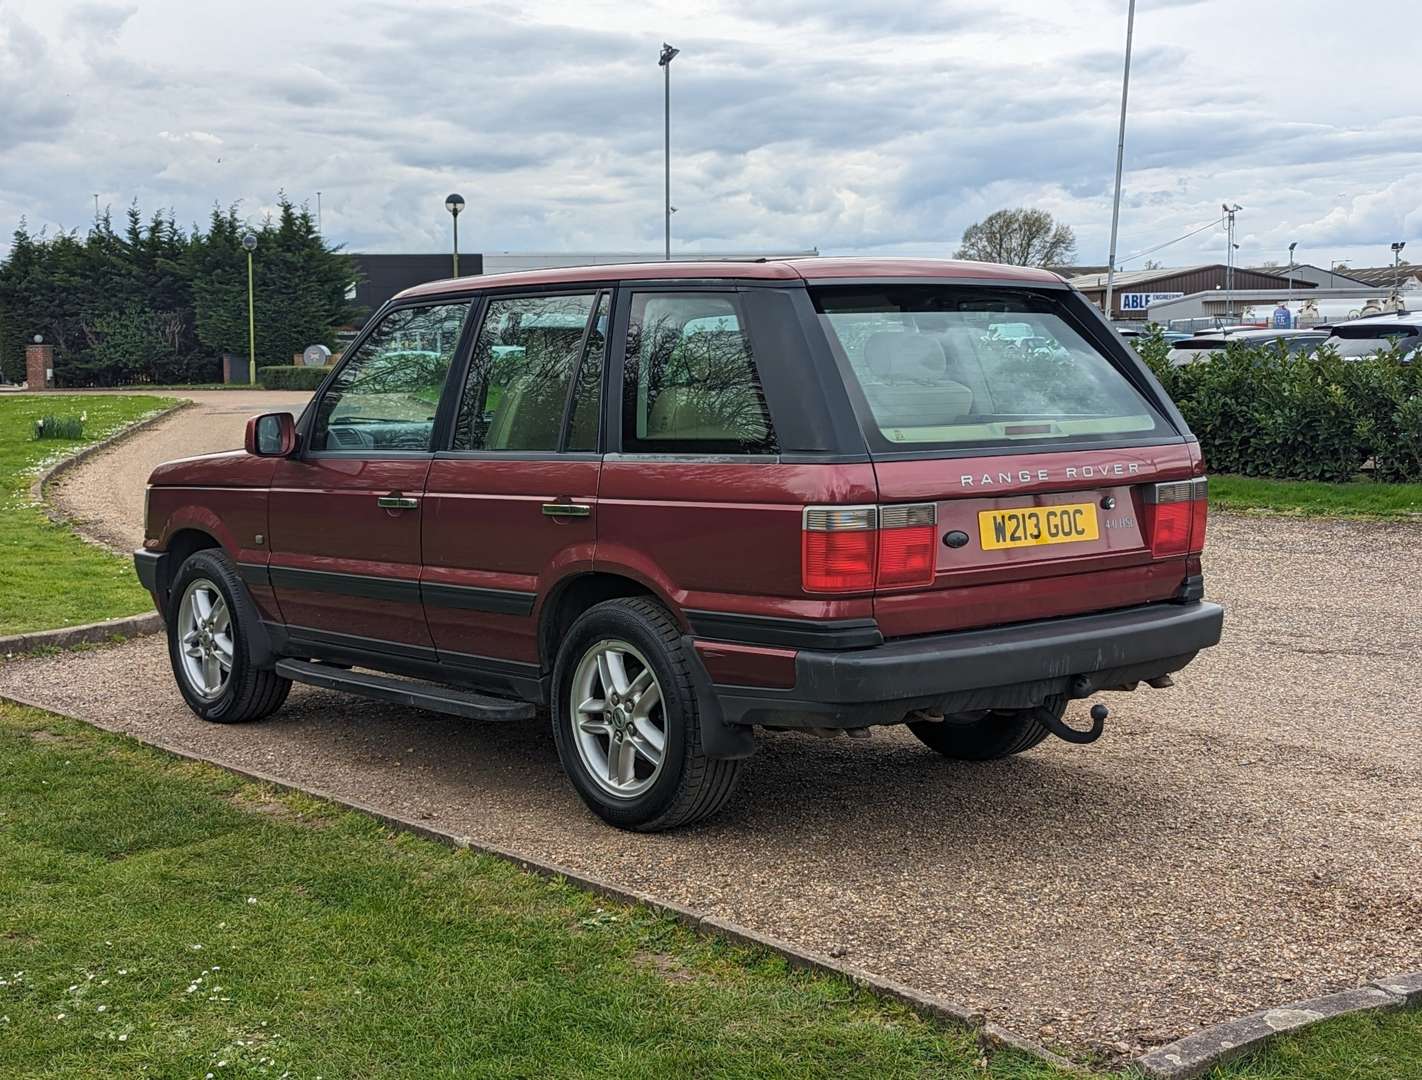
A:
[621,292,776,454]
[453,293,597,451]
[565,292,608,452]
[311,302,469,451]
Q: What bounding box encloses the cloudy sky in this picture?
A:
[2,0,1418,270]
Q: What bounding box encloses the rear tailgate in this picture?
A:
[872,443,1200,638]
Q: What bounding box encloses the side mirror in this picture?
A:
[245,412,297,457]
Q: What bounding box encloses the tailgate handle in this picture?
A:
[542,502,591,518]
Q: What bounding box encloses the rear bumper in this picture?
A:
[712,600,1224,728]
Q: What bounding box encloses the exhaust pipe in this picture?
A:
[1034,702,1109,745]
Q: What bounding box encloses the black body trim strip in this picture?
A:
[236,562,270,588]
[268,565,420,604]
[686,610,882,650]
[266,565,535,616]
[421,582,536,616]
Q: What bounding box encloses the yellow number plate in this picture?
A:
[978,503,1099,550]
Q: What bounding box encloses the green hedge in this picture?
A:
[257,365,329,391]
[1135,329,1422,482]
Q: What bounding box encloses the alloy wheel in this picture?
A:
[570,639,667,798]
[177,578,233,700]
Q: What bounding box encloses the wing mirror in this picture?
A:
[244,412,298,457]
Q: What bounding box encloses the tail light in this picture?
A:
[802,506,877,592]
[1143,478,1208,557]
[876,504,938,587]
[802,503,938,593]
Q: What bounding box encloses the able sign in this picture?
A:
[1119,292,1184,312]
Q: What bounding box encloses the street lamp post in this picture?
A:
[1103,0,1136,321]
[445,194,465,277]
[659,42,679,262]
[1392,241,1407,298]
[241,232,257,385]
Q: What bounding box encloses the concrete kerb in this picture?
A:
[0,688,1075,1073]
[1134,983,1420,1079]
[0,612,163,656]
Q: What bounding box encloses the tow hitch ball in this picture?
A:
[1034,702,1109,745]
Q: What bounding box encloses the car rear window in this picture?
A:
[811,285,1170,450]
[1326,325,1419,359]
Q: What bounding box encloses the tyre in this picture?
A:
[551,598,743,831]
[166,549,291,724]
[907,696,1063,760]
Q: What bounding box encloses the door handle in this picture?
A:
[541,502,592,518]
[377,494,419,510]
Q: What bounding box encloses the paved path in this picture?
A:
[7,401,1420,1057]
[49,390,310,552]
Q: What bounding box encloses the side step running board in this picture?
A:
[275,659,534,722]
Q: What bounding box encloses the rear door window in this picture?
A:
[452,292,601,451]
[812,285,1171,451]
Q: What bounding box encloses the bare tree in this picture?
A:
[955,208,1077,268]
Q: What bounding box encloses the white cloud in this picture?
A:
[0,0,1417,268]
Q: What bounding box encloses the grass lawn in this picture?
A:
[0,394,177,637]
[0,701,1072,1080]
[1211,474,1422,519]
[1,699,1417,1079]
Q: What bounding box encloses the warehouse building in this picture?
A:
[1070,264,1311,321]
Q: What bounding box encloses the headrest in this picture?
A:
[861,332,946,381]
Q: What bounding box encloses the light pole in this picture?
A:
[1103,0,1136,321]
[1222,203,1241,319]
[316,191,323,234]
[1287,240,1297,307]
[445,193,465,277]
[659,42,680,262]
[1392,241,1406,297]
[241,232,258,385]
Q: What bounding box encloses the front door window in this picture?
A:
[310,302,470,451]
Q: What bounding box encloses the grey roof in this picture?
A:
[1318,264,1422,287]
[1068,265,1213,289]
[1246,263,1375,286]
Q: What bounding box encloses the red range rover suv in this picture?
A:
[136,258,1223,830]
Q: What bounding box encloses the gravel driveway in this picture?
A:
[50,390,311,552]
[7,393,1421,1057]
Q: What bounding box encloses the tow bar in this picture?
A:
[1035,702,1109,745]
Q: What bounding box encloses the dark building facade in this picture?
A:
[347,254,483,317]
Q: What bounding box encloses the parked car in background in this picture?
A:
[1169,327,1329,365]
[1322,313,1422,362]
[136,258,1223,831]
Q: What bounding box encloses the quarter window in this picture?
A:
[453,293,599,451]
[311,302,469,451]
[621,292,776,454]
